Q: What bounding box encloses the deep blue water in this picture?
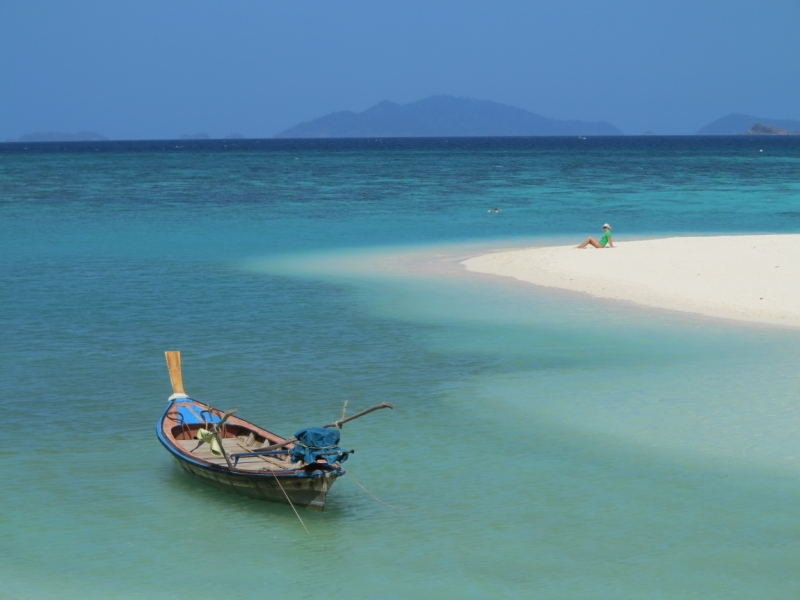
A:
[3,137,800,256]
[2,137,800,599]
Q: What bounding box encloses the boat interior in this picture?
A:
[165,402,295,472]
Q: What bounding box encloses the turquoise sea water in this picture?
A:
[2,137,800,598]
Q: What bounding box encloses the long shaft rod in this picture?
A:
[259,402,393,452]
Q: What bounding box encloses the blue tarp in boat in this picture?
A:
[174,403,223,426]
[289,427,349,465]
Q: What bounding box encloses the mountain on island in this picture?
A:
[15,131,108,142]
[275,96,623,138]
[697,114,800,135]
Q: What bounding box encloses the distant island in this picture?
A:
[696,114,800,135]
[275,95,623,138]
[746,123,799,136]
[180,132,210,140]
[12,131,108,142]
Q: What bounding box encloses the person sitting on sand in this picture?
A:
[578,223,614,248]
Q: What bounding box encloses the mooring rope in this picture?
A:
[271,471,312,536]
[347,471,401,510]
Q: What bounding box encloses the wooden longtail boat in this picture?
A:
[157,351,392,511]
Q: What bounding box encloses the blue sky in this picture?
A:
[2,0,798,138]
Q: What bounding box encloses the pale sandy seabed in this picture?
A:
[245,236,800,475]
[461,234,800,329]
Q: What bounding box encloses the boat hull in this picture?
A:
[173,457,337,510]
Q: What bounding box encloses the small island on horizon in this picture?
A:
[9,131,108,142]
[745,123,799,136]
[696,113,800,135]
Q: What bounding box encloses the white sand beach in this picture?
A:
[462,235,800,327]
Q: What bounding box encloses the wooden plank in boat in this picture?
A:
[174,440,290,470]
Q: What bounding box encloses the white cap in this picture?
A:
[603,223,611,229]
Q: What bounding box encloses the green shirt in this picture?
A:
[599,230,611,246]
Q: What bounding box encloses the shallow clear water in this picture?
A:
[2,138,800,598]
